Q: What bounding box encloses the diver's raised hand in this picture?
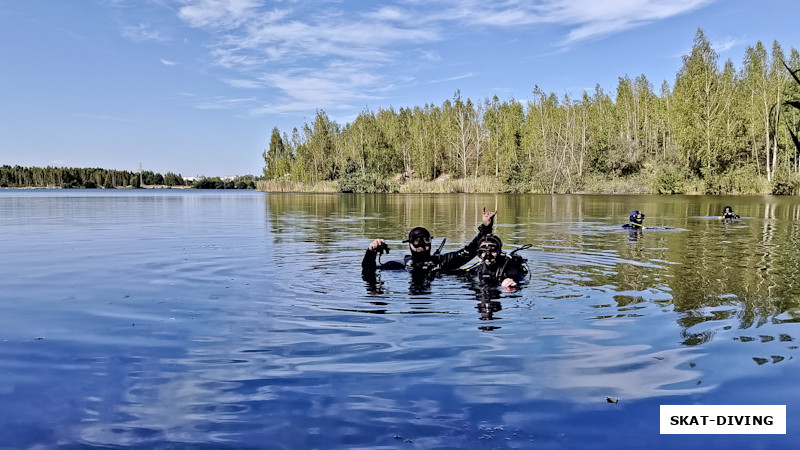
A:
[482,207,497,227]
[368,238,389,253]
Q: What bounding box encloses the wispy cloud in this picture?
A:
[712,36,747,53]
[173,1,441,114]
[420,49,441,62]
[177,0,263,29]
[194,96,256,110]
[252,62,383,114]
[224,78,263,89]
[121,23,169,41]
[554,0,715,43]
[430,73,474,84]
[672,34,748,60]
[440,0,715,43]
[165,0,715,115]
[160,58,176,66]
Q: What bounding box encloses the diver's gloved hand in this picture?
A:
[501,277,518,292]
[368,238,389,254]
[479,207,497,234]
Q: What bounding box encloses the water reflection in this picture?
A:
[264,192,800,336]
[463,280,505,323]
[4,191,800,448]
[626,227,643,241]
[263,191,800,413]
[268,195,800,391]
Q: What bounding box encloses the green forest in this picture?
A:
[260,29,800,195]
[0,165,259,189]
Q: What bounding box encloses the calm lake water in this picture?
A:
[1,189,798,449]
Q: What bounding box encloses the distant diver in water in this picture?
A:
[721,205,740,223]
[622,210,645,229]
[621,210,675,236]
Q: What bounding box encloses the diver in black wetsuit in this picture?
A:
[721,205,740,223]
[361,208,496,282]
[622,210,645,229]
[465,234,529,291]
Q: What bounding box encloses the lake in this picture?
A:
[0,189,798,449]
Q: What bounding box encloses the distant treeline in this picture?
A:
[0,165,259,189]
[262,29,800,195]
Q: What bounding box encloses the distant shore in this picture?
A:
[1,185,194,190]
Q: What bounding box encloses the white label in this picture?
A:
[660,405,786,434]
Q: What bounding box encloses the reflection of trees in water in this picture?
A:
[264,193,503,254]
[636,205,800,361]
[266,193,800,359]
[516,199,800,361]
[265,193,359,251]
[667,205,800,320]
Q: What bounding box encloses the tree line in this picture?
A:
[0,165,259,189]
[0,165,161,188]
[262,29,800,194]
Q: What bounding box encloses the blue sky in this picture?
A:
[1,0,798,177]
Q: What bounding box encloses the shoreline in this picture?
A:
[255,176,782,196]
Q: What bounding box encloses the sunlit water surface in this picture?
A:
[1,190,799,449]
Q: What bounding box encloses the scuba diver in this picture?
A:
[620,210,675,239]
[464,234,529,291]
[721,205,740,223]
[361,207,496,283]
[622,210,645,229]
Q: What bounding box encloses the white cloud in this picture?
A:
[429,73,474,84]
[257,63,381,110]
[121,23,169,41]
[171,2,443,113]
[208,12,438,68]
[420,49,441,62]
[166,0,715,116]
[160,59,176,66]
[224,78,264,89]
[194,96,256,110]
[712,36,746,53]
[362,6,416,24]
[438,0,715,43]
[177,0,264,29]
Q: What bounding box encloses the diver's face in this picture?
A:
[409,236,431,254]
[478,243,500,266]
[632,212,644,224]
